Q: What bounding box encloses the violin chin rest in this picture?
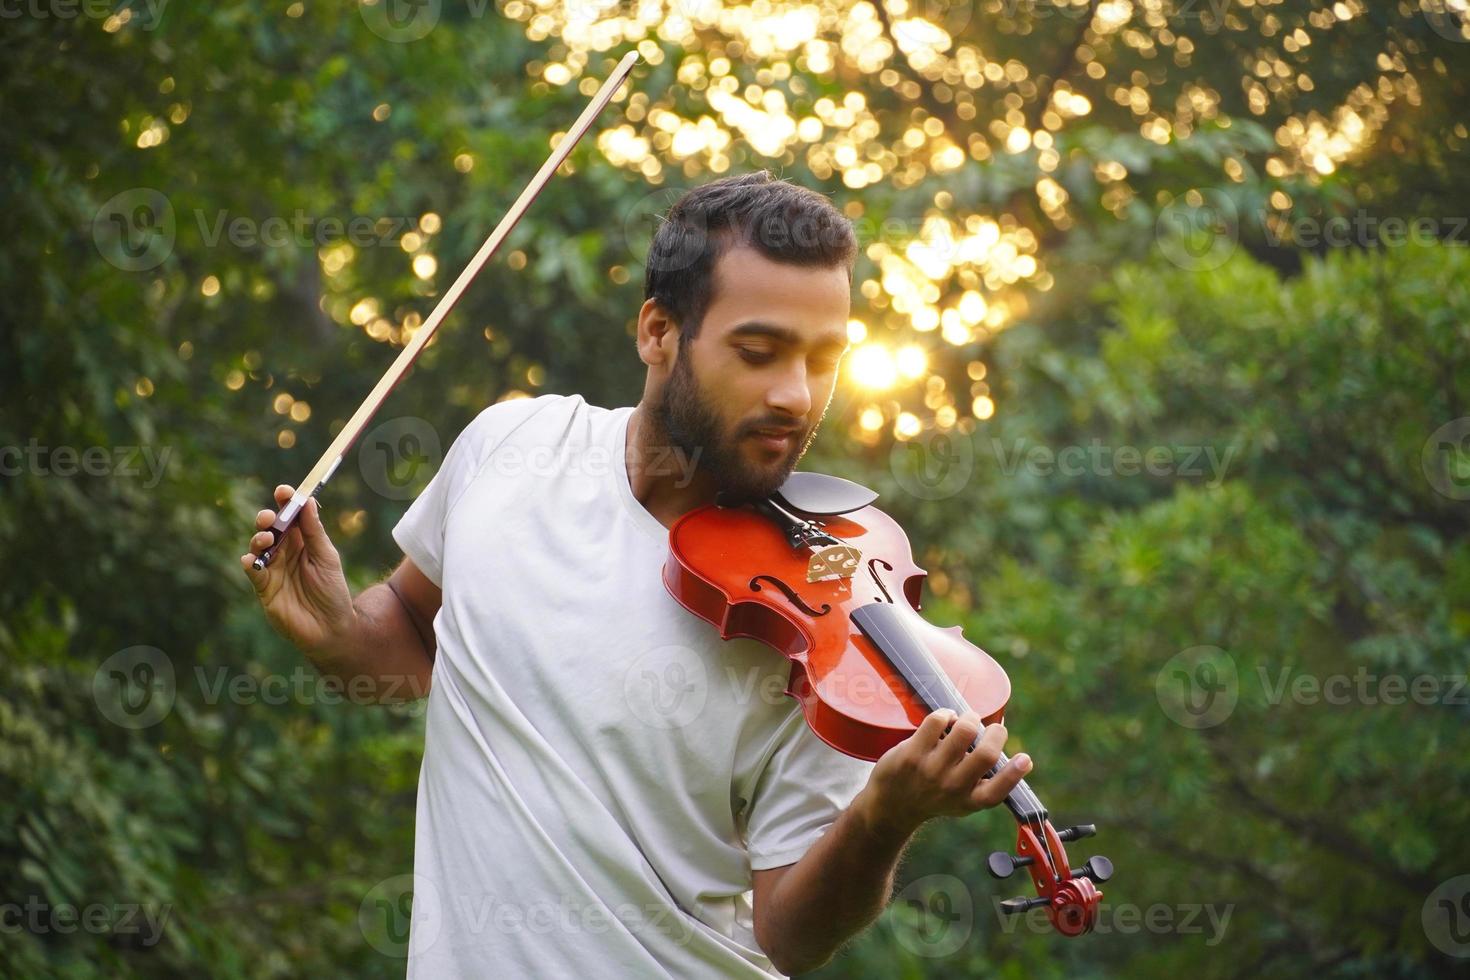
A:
[771,472,879,516]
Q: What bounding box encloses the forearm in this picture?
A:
[306,581,434,703]
[755,786,918,975]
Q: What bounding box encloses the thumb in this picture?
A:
[298,497,334,555]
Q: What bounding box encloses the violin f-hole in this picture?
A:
[867,557,895,603]
[749,575,831,618]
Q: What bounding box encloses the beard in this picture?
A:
[653,343,818,501]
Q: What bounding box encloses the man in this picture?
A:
[242,171,1031,977]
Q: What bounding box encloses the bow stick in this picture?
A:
[253,51,640,571]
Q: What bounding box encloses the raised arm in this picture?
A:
[242,484,440,703]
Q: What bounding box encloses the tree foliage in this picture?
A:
[2,2,1466,977]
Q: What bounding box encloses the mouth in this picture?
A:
[748,427,800,453]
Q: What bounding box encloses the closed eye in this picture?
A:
[737,348,775,365]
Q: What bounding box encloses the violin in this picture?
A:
[663,472,1112,936]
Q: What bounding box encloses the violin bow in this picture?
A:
[253,50,640,571]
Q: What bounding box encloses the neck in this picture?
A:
[625,402,719,529]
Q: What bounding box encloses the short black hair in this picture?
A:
[643,171,857,342]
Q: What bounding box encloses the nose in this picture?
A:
[766,360,812,422]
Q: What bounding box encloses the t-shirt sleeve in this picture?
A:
[743,708,876,871]
[391,395,555,588]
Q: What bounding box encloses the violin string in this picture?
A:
[880,601,1050,821]
[833,532,1054,870]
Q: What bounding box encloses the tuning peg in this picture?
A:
[987,851,1035,879]
[999,895,1051,915]
[1069,855,1114,884]
[1056,824,1096,842]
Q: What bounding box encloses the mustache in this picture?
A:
[742,417,806,436]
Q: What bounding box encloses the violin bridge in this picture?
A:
[807,544,862,583]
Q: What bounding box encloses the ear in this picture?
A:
[636,297,681,369]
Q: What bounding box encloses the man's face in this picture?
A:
[654,245,851,500]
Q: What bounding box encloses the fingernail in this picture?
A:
[1015,754,1032,773]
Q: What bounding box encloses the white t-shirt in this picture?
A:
[391,392,874,977]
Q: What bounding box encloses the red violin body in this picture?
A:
[665,499,1010,759]
[663,481,1111,937]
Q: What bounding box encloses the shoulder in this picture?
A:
[459,392,589,450]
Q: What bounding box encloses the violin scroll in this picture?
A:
[989,820,1110,936]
